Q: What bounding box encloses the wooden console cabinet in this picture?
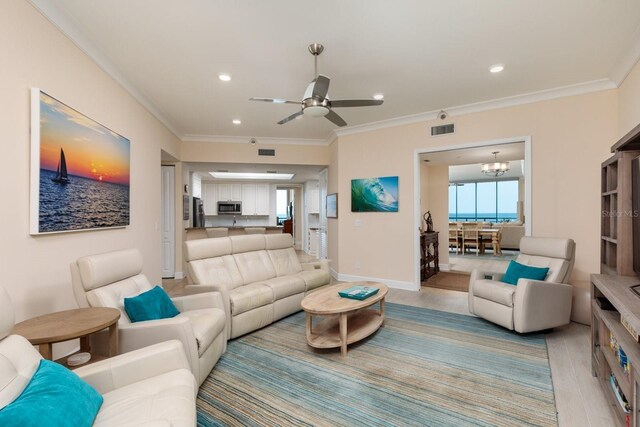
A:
[591,275,640,426]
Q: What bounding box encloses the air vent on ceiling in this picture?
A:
[431,123,455,136]
[258,149,276,156]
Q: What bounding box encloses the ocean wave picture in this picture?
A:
[351,176,398,212]
[30,89,130,234]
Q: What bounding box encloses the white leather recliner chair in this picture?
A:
[0,285,197,426]
[70,248,226,385]
[468,236,576,333]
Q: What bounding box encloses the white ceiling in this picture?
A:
[189,163,324,184]
[420,142,524,181]
[31,1,640,141]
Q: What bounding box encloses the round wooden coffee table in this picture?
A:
[301,281,388,356]
[13,307,120,367]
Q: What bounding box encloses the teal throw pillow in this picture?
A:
[0,359,103,427]
[502,260,549,285]
[124,285,180,322]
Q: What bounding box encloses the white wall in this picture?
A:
[0,2,181,338]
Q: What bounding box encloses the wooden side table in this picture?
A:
[13,307,120,368]
[420,231,439,281]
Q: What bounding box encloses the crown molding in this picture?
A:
[181,134,329,146]
[28,0,182,139]
[610,28,640,86]
[334,78,617,137]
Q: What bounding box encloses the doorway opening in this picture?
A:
[414,137,532,288]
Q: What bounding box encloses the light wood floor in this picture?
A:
[164,277,617,426]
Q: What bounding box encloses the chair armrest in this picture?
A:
[513,279,573,333]
[468,269,506,315]
[184,284,231,339]
[118,317,199,376]
[75,340,193,395]
[171,291,224,311]
[302,259,330,273]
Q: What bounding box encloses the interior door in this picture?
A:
[161,166,175,278]
[318,168,328,259]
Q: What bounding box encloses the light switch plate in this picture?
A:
[355,219,362,227]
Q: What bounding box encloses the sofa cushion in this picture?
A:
[515,256,569,283]
[77,248,143,291]
[93,368,195,427]
[297,270,331,291]
[267,248,303,276]
[0,359,103,427]
[263,276,306,300]
[184,237,231,261]
[472,279,516,307]
[124,286,179,323]
[233,251,277,284]
[264,234,294,250]
[188,255,244,290]
[229,284,274,316]
[86,275,154,326]
[230,235,266,253]
[502,261,549,286]
[0,336,42,411]
[177,309,225,357]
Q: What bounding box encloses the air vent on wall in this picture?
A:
[258,149,276,156]
[431,123,455,136]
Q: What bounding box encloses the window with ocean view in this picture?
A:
[449,180,518,222]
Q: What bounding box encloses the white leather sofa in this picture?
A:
[468,236,575,333]
[499,223,525,250]
[184,233,331,339]
[70,248,226,385]
[0,285,197,426]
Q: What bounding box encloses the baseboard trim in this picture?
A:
[334,272,419,291]
[439,264,450,272]
[174,271,185,280]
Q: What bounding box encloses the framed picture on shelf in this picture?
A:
[326,193,338,218]
[30,88,131,234]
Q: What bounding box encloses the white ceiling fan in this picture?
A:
[249,43,384,127]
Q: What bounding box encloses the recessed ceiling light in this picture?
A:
[218,73,231,81]
[489,64,504,73]
[373,93,384,100]
[209,172,294,180]
[232,119,241,125]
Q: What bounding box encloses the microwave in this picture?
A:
[217,201,242,215]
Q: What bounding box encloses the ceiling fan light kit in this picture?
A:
[249,43,383,127]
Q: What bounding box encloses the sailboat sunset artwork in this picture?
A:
[30,89,130,234]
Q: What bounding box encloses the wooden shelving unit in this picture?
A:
[601,150,639,276]
[593,125,640,426]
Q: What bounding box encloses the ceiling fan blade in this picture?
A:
[250,97,299,104]
[325,109,347,127]
[277,110,304,125]
[312,75,330,99]
[330,99,384,108]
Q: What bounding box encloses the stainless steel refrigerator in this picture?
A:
[193,197,204,227]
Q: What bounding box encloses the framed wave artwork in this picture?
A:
[351,176,399,212]
[30,88,131,234]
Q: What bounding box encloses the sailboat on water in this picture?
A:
[51,148,70,184]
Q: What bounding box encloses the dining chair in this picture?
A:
[461,222,483,256]
[448,226,460,254]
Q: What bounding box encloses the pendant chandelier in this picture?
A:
[481,151,509,177]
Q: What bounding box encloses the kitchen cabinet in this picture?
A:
[308,189,319,214]
[241,183,270,216]
[218,183,242,201]
[202,184,218,215]
[307,228,319,256]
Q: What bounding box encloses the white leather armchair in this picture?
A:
[0,285,197,426]
[468,236,576,333]
[70,248,226,385]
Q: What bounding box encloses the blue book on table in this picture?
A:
[338,286,379,300]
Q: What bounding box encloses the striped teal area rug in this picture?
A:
[197,303,557,427]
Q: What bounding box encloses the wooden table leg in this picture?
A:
[305,312,312,343]
[339,313,347,357]
[80,336,90,353]
[108,323,119,356]
[39,343,53,360]
[380,299,385,326]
